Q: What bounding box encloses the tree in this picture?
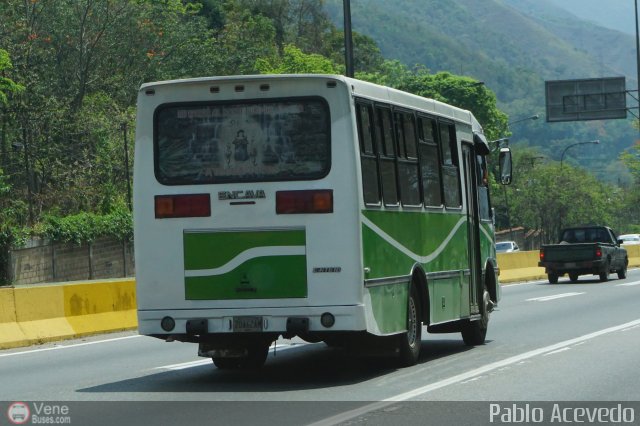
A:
[0,49,23,105]
[508,160,616,243]
[255,44,339,74]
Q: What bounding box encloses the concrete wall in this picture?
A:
[9,238,134,285]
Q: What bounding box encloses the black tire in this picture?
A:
[397,285,422,367]
[213,343,270,369]
[461,286,490,346]
[548,272,559,284]
[239,343,270,369]
[569,273,579,283]
[617,258,628,280]
[599,260,610,282]
[323,337,346,348]
[213,358,241,369]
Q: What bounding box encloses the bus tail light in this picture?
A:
[155,194,211,218]
[276,190,333,214]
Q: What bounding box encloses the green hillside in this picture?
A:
[325,0,638,184]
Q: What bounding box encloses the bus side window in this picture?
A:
[477,155,491,221]
[375,106,399,206]
[439,122,462,209]
[356,102,381,205]
[395,111,421,207]
[417,117,443,207]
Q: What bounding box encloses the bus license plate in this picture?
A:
[233,316,263,332]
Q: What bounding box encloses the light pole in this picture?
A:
[560,140,600,169]
[343,0,354,78]
[508,114,539,129]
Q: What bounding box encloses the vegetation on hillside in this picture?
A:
[0,0,638,273]
[324,0,638,186]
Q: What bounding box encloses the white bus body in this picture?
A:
[134,74,501,368]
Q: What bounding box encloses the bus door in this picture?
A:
[462,142,482,316]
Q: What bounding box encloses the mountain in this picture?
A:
[543,0,636,35]
[324,0,638,184]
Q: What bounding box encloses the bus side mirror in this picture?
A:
[499,147,512,185]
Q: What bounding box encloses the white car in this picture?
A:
[618,234,640,245]
[496,241,520,253]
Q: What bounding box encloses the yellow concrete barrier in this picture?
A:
[497,250,546,283]
[1,247,638,350]
[625,244,640,268]
[0,287,27,349]
[497,245,640,284]
[0,279,136,350]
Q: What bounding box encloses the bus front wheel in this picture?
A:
[461,286,490,346]
[397,285,422,367]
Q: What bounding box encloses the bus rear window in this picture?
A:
[154,98,330,184]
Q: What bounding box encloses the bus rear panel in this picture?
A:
[134,76,367,348]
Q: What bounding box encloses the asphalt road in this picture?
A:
[1,269,640,425]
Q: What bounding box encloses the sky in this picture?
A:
[545,0,636,35]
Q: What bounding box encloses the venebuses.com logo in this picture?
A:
[7,402,30,425]
[6,401,71,425]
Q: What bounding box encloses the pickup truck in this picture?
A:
[538,226,628,284]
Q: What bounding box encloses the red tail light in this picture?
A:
[276,190,333,214]
[539,249,544,261]
[595,247,602,258]
[155,194,211,218]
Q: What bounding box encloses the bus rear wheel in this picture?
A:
[213,343,270,369]
[397,284,422,367]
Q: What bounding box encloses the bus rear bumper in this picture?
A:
[137,305,367,338]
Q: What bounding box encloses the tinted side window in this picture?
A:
[418,117,442,207]
[477,155,491,220]
[376,106,398,206]
[440,122,461,208]
[356,102,380,205]
[396,111,420,206]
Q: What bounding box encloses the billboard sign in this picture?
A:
[545,77,627,122]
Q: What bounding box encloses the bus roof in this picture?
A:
[139,73,484,144]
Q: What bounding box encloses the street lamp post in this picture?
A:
[560,140,600,169]
[343,0,354,78]
[508,114,539,128]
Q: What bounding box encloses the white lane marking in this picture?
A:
[308,318,640,426]
[0,335,143,358]
[503,280,548,287]
[616,280,640,287]
[154,343,302,371]
[526,292,584,302]
[543,347,571,356]
[156,359,212,370]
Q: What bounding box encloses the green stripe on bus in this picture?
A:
[184,229,305,270]
[361,210,470,278]
[183,229,307,300]
[185,255,307,300]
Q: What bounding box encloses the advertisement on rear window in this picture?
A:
[154,99,330,184]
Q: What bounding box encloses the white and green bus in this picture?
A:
[134,74,511,368]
